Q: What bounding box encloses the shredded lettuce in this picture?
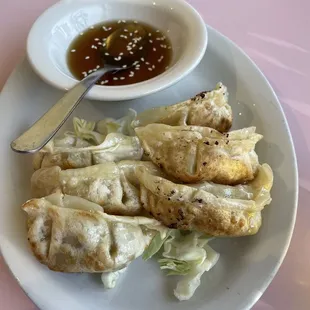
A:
[72,117,106,145]
[142,230,219,301]
[142,230,171,261]
[96,109,137,137]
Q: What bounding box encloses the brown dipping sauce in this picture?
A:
[67,20,172,86]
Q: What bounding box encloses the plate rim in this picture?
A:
[0,24,299,310]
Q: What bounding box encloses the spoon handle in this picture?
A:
[11,68,108,153]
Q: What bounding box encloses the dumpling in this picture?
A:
[135,124,262,184]
[132,83,232,132]
[22,193,167,272]
[33,132,143,170]
[31,161,162,216]
[136,164,273,236]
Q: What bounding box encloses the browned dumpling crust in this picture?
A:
[135,124,263,184]
[132,83,232,132]
[136,164,273,236]
[22,193,164,272]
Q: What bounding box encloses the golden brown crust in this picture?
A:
[136,165,273,237]
[135,125,262,184]
[22,196,159,272]
[133,83,232,132]
[141,186,261,236]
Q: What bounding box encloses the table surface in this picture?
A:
[0,0,309,309]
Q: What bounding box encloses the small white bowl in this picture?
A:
[27,0,207,101]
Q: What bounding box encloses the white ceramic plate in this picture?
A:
[0,26,298,310]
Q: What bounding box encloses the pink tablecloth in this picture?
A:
[0,0,309,309]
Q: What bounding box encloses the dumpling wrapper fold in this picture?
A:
[135,124,262,184]
[136,164,273,236]
[31,161,162,216]
[132,82,232,132]
[22,193,167,273]
[33,133,143,170]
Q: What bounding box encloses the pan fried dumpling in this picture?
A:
[22,193,167,272]
[33,132,143,170]
[135,124,262,184]
[136,164,273,236]
[132,83,232,132]
[31,161,162,216]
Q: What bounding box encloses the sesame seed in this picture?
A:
[145,62,150,65]
[141,57,145,62]
[113,77,119,80]
[96,65,100,69]
[88,70,93,73]
[128,42,133,46]
[102,43,106,47]
[114,56,122,61]
[148,68,153,71]
[124,29,128,32]
[98,42,103,45]
[100,81,104,85]
[239,112,242,116]
[134,20,138,24]
[90,26,94,29]
[85,56,90,59]
[152,65,155,69]
[105,52,109,56]
[129,33,133,37]
[103,38,107,41]
[153,47,156,51]
[82,71,87,76]
[129,51,134,54]
[91,45,97,49]
[134,30,138,33]
[118,20,121,23]
[122,20,126,23]
[108,27,112,30]
[127,46,132,50]
[95,38,100,41]
[119,52,124,56]
[149,40,153,43]
[148,33,152,36]
[122,64,127,68]
[165,66,169,70]
[80,32,84,35]
[156,30,160,32]
[133,61,139,66]
[160,44,167,48]
[120,34,128,39]
[167,46,171,49]
[139,46,143,50]
[135,66,140,70]
[71,49,76,52]
[120,77,125,80]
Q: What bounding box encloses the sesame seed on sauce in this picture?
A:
[67,20,172,86]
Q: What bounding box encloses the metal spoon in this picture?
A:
[11,24,147,153]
